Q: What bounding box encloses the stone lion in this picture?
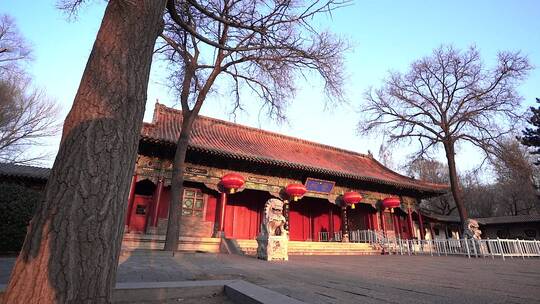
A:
[463,219,482,239]
[261,198,287,237]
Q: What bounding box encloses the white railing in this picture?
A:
[317,230,540,260]
[382,237,540,260]
[319,229,387,244]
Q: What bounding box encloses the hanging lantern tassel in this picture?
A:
[293,196,299,202]
[229,188,235,194]
[351,203,355,209]
[390,207,394,213]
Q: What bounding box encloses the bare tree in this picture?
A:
[0,15,32,76]
[492,138,539,215]
[160,0,348,250]
[461,171,498,218]
[0,75,58,164]
[4,1,167,303]
[406,158,456,215]
[0,15,56,164]
[359,45,531,232]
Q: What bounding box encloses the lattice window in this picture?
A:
[182,188,205,217]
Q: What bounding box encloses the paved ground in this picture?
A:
[2,253,540,303]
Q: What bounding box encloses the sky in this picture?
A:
[1,0,540,178]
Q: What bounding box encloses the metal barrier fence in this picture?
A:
[318,231,342,242]
[319,230,383,243]
[318,230,540,260]
[383,237,540,260]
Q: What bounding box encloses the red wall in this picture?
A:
[130,182,379,241]
[157,186,170,220]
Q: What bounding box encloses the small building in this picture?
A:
[420,214,540,240]
[124,103,447,243]
[477,215,540,240]
[0,163,50,191]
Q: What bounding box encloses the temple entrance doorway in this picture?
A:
[128,179,155,233]
[224,189,269,239]
[289,197,341,241]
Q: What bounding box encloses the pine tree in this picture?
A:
[520,98,540,165]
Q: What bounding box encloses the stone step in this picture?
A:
[230,239,381,256]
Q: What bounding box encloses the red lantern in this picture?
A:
[285,183,307,201]
[343,191,363,209]
[221,173,245,193]
[382,197,401,213]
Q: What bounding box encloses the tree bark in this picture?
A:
[443,140,469,231]
[4,1,165,303]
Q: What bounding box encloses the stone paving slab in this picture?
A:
[2,254,540,303]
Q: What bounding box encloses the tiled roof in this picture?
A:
[422,213,540,225]
[0,163,51,180]
[476,214,540,225]
[141,103,448,194]
[423,214,461,223]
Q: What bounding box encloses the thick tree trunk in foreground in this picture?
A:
[4,1,165,303]
[443,141,469,230]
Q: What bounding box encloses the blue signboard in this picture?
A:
[305,178,335,194]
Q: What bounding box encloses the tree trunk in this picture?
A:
[443,140,469,231]
[163,114,195,251]
[4,1,165,303]
[162,59,222,250]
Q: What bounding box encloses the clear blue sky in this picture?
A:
[2,1,539,176]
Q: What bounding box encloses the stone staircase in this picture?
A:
[228,239,381,256]
[121,233,382,256]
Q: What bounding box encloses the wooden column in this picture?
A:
[407,207,416,239]
[429,223,436,240]
[125,174,138,228]
[380,211,387,237]
[393,213,401,239]
[329,206,334,237]
[218,191,227,236]
[418,211,425,240]
[341,206,349,242]
[367,211,373,230]
[151,178,164,227]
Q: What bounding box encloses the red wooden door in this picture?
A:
[289,201,311,241]
[224,190,264,239]
[129,195,152,233]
